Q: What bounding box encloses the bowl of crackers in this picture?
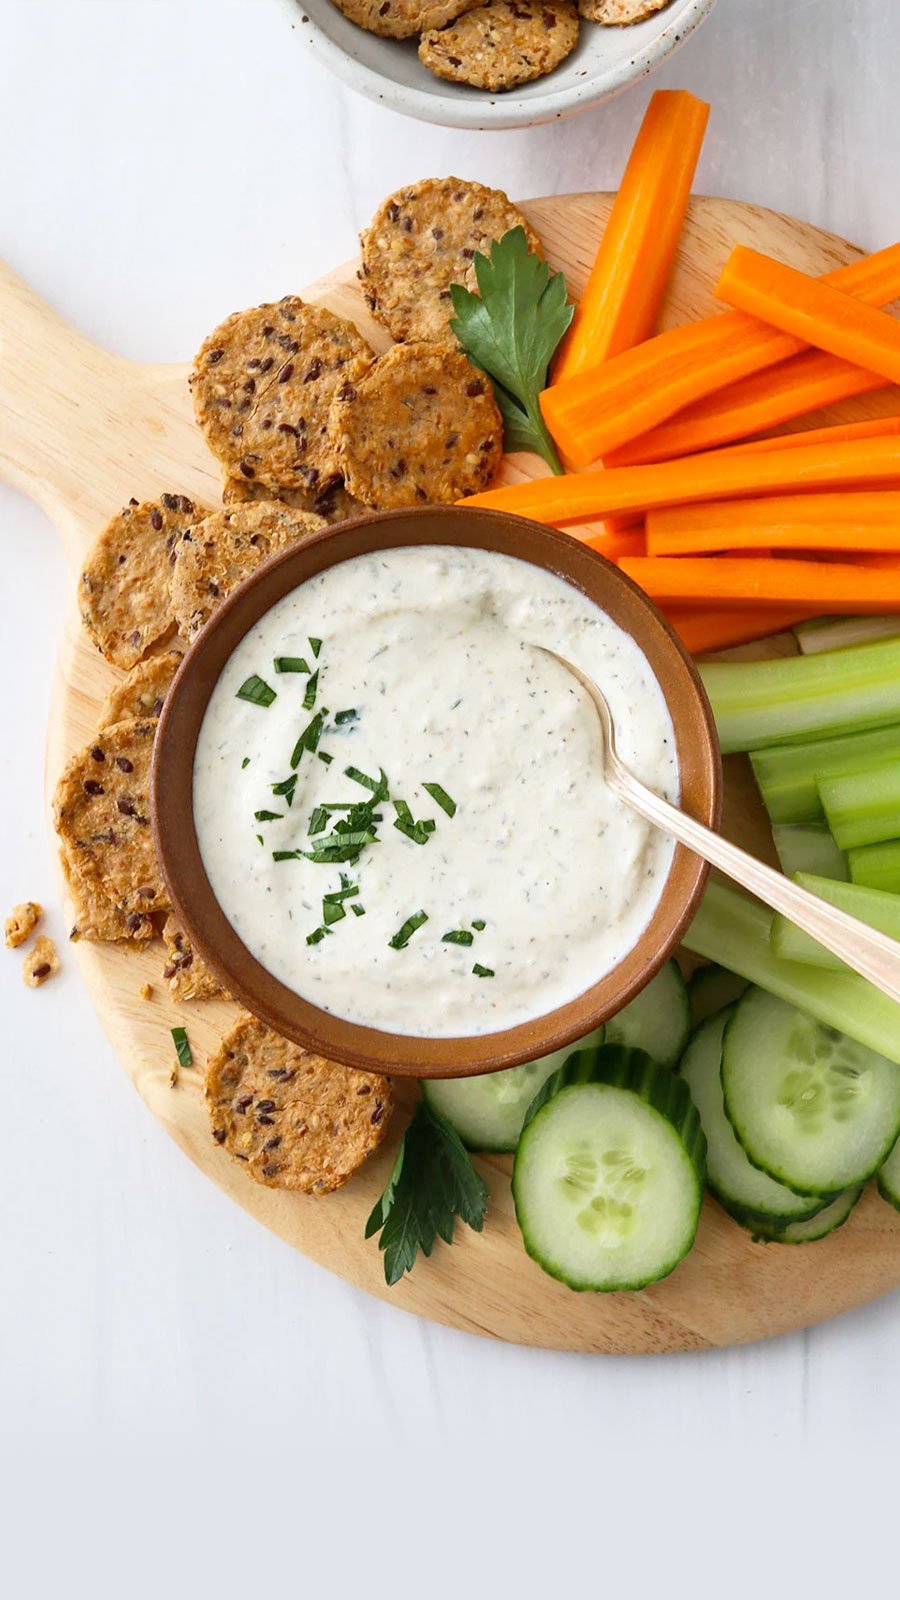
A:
[284,0,717,128]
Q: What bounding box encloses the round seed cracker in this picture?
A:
[328,341,503,509]
[419,0,579,91]
[359,176,542,344]
[170,502,326,640]
[330,0,480,37]
[578,0,669,20]
[98,649,184,730]
[222,473,363,526]
[162,915,224,1002]
[80,493,206,670]
[54,719,168,916]
[205,1013,392,1193]
[60,840,155,942]
[190,297,374,494]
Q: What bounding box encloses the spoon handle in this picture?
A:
[613,764,900,1005]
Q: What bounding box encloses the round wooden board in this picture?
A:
[5,193,900,1352]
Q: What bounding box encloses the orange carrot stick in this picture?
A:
[663,607,818,654]
[646,491,900,556]
[539,243,900,466]
[725,413,900,458]
[618,555,900,612]
[461,435,900,526]
[716,246,900,384]
[581,525,646,562]
[605,354,894,467]
[553,90,709,383]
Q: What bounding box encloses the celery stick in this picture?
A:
[794,616,900,655]
[819,763,900,849]
[770,873,900,969]
[701,638,900,754]
[750,723,900,825]
[849,838,900,893]
[682,878,900,1065]
[771,823,848,881]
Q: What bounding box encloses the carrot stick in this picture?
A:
[646,491,900,556]
[582,525,646,562]
[553,90,709,383]
[618,555,900,612]
[605,354,894,467]
[716,246,900,385]
[539,243,900,466]
[663,607,818,654]
[461,435,900,526]
[725,413,900,458]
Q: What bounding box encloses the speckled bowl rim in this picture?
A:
[280,0,718,131]
[152,506,721,1078]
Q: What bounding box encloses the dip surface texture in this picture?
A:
[193,545,678,1037]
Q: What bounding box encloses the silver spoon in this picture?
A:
[542,649,900,1006]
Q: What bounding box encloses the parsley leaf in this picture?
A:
[449,226,573,476]
[365,1100,489,1285]
[171,1026,193,1069]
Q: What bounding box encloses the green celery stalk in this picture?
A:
[770,873,900,969]
[700,637,900,754]
[794,616,900,656]
[818,762,900,849]
[771,823,848,881]
[750,723,900,825]
[849,838,900,893]
[682,877,900,1065]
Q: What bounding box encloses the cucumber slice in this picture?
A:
[679,1008,825,1222]
[729,1187,863,1244]
[422,1028,604,1153]
[722,988,900,1194]
[876,1136,900,1212]
[604,959,690,1068]
[513,1044,705,1292]
[688,965,749,1027]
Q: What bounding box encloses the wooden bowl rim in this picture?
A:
[152,505,722,1077]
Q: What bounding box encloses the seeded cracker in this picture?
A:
[206,1013,392,1193]
[98,650,184,730]
[22,937,60,988]
[329,342,503,509]
[170,502,326,639]
[79,494,205,670]
[162,915,224,1002]
[329,0,480,38]
[577,0,669,21]
[5,901,41,948]
[419,0,579,91]
[190,297,374,494]
[359,177,542,345]
[60,840,154,942]
[54,719,168,916]
[222,473,363,525]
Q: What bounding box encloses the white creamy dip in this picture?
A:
[193,545,678,1037]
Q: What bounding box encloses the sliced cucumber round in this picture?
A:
[679,1008,825,1222]
[876,1136,900,1213]
[513,1044,705,1292]
[728,1187,863,1244]
[722,988,900,1195]
[604,959,690,1069]
[687,965,750,1028]
[422,1028,604,1153]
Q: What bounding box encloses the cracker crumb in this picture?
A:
[22,935,60,988]
[140,981,153,1001]
[169,1062,179,1089]
[5,901,42,948]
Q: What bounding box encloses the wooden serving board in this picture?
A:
[6,193,900,1353]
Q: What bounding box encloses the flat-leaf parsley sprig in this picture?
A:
[366,1099,489,1285]
[449,227,574,477]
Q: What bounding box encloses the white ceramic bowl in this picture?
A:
[281,0,717,129]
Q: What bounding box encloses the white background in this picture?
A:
[3,1,900,1591]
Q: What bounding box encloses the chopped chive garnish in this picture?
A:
[272,774,298,806]
[304,828,378,864]
[290,709,326,768]
[308,806,328,836]
[272,849,303,861]
[394,819,432,845]
[171,1026,193,1068]
[389,910,428,950]
[335,708,359,725]
[442,929,474,946]
[254,809,282,822]
[323,877,359,904]
[351,903,366,917]
[306,927,329,946]
[323,899,347,926]
[302,669,319,712]
[309,637,322,658]
[345,765,389,799]
[241,756,250,769]
[318,750,333,765]
[236,674,276,708]
[274,656,310,674]
[423,782,457,818]
[472,919,486,932]
[256,834,264,846]
[473,964,495,978]
[394,798,412,823]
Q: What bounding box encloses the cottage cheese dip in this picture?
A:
[193,545,678,1037]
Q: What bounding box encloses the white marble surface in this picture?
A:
[3,0,900,1586]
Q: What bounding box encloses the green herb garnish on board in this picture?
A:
[171,1027,193,1069]
[236,674,277,708]
[449,227,573,477]
[366,1100,488,1286]
[389,909,428,949]
[423,781,456,818]
[274,656,310,675]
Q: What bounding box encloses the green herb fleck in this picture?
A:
[423,781,456,818]
[345,765,389,800]
[473,964,495,978]
[323,899,346,927]
[290,709,326,768]
[272,849,303,862]
[442,929,474,946]
[236,674,276,708]
[302,669,319,712]
[389,910,428,950]
[365,1100,488,1286]
[351,903,366,917]
[241,756,250,770]
[318,751,334,766]
[254,809,282,822]
[271,774,298,807]
[335,708,358,726]
[274,656,310,674]
[256,834,264,846]
[307,927,329,946]
[171,1027,193,1069]
[471,919,486,932]
[309,637,322,658]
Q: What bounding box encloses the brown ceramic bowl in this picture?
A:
[152,506,721,1078]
